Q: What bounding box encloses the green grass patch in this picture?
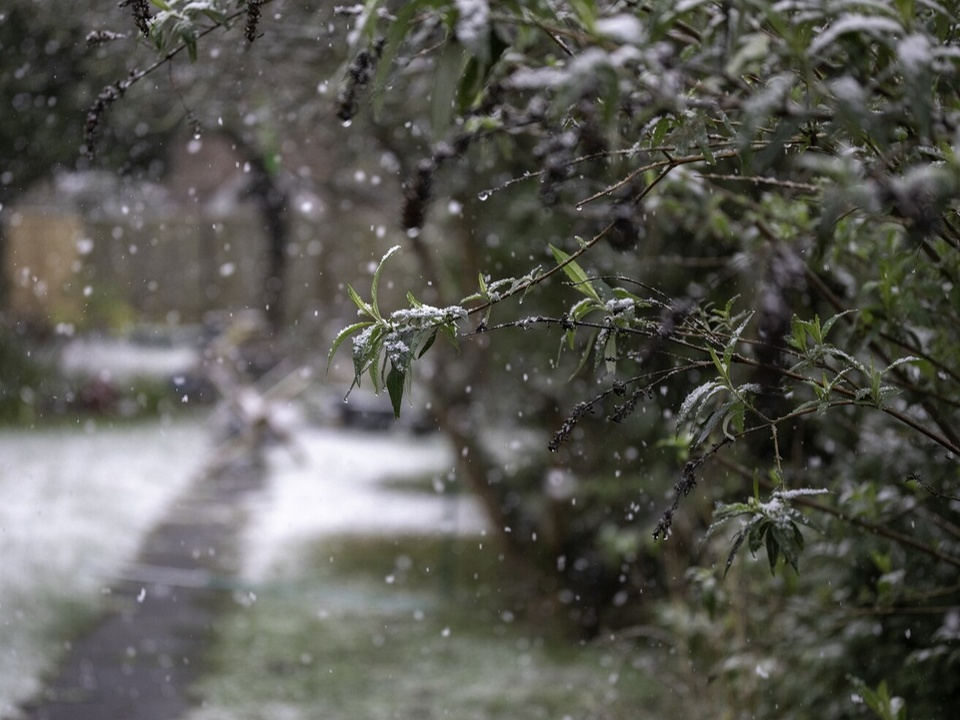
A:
[187,534,670,720]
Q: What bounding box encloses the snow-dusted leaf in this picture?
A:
[809,15,903,56]
[348,284,374,318]
[328,320,374,366]
[370,244,400,317]
[724,312,754,364]
[882,356,921,374]
[677,380,724,432]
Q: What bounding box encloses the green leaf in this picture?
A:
[417,329,439,359]
[764,524,780,574]
[352,324,384,387]
[603,332,617,375]
[347,284,375,319]
[440,319,460,351]
[720,400,745,440]
[708,346,730,385]
[850,678,908,720]
[882,356,920,374]
[724,312,753,366]
[650,116,672,147]
[748,520,766,555]
[677,380,724,433]
[820,309,855,339]
[694,399,735,446]
[386,364,405,418]
[183,29,197,61]
[694,122,715,165]
[568,328,599,380]
[328,321,375,366]
[771,522,801,573]
[570,297,602,322]
[550,245,602,303]
[568,0,598,31]
[723,527,749,578]
[370,245,400,319]
[370,0,425,118]
[432,42,467,139]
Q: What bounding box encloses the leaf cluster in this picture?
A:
[328,246,465,417]
[705,482,827,577]
[147,0,231,61]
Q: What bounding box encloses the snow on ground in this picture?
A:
[241,426,489,581]
[58,335,201,382]
[0,412,488,716]
[0,416,210,717]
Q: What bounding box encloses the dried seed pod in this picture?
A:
[606,203,641,251]
[84,80,128,159]
[245,0,263,43]
[120,0,152,37]
[401,159,436,231]
[336,38,385,123]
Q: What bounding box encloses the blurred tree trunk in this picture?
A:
[224,130,288,333]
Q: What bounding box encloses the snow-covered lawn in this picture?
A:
[0,416,210,717]
[0,412,487,718]
[241,426,489,581]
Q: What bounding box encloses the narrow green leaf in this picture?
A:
[708,346,729,384]
[571,297,602,322]
[371,0,424,118]
[787,316,808,352]
[694,122,715,165]
[765,526,780,574]
[418,329,439,359]
[432,42,467,139]
[724,312,753,366]
[183,30,197,61]
[723,528,748,578]
[347,285,374,318]
[677,380,723,432]
[550,244,601,303]
[772,523,801,573]
[650,116,672,147]
[328,321,375,366]
[386,364,405,418]
[568,329,598,380]
[440,320,460,350]
[604,333,617,375]
[748,521,766,555]
[882,356,920,374]
[370,245,400,318]
[820,309,855,339]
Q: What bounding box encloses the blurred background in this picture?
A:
[0,3,684,718]
[3,3,959,720]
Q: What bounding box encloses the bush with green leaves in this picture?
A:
[87,0,960,716]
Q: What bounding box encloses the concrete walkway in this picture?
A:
[18,458,264,720]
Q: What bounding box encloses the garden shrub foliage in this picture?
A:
[102,1,960,716]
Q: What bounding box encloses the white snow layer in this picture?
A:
[241,427,488,581]
[0,418,209,716]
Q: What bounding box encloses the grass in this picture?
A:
[0,416,210,716]
[185,534,671,720]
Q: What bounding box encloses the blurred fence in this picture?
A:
[2,173,331,331]
[5,202,267,329]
